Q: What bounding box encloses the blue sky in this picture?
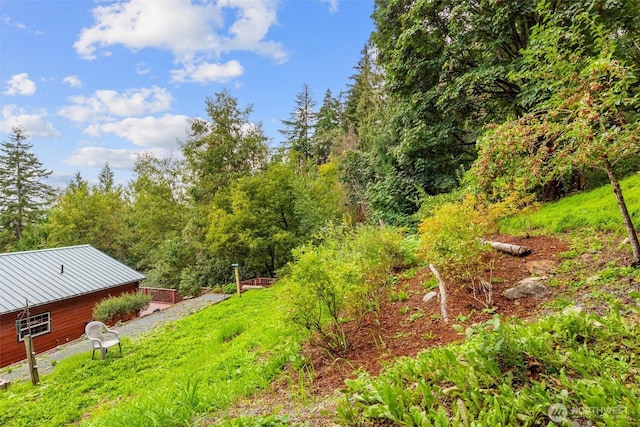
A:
[0,0,374,187]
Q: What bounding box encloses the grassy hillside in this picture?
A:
[2,175,640,426]
[500,174,640,235]
[0,288,302,426]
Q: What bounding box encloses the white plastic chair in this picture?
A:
[85,321,121,360]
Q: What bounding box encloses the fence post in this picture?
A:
[232,263,241,297]
[24,335,39,386]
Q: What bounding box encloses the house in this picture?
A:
[0,245,146,367]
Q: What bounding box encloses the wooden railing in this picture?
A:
[140,287,183,304]
[239,277,277,288]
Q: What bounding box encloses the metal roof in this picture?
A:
[0,245,146,315]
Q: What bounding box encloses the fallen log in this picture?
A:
[480,239,533,257]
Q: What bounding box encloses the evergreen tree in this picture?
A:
[312,89,343,164]
[0,125,54,245]
[97,162,115,192]
[279,83,316,165]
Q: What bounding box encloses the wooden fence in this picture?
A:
[239,277,277,288]
[140,287,183,304]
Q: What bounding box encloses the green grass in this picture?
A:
[500,174,640,235]
[0,287,302,427]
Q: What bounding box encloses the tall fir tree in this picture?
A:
[279,83,317,165]
[0,125,54,246]
[312,89,343,164]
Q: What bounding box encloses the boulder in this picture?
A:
[503,277,551,300]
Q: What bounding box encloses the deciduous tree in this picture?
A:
[473,17,640,264]
[182,89,269,203]
[46,167,131,262]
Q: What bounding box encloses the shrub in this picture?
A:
[283,225,413,352]
[419,195,497,306]
[92,292,152,323]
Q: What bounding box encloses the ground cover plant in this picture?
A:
[337,309,640,426]
[0,287,301,427]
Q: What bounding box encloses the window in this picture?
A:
[16,312,51,341]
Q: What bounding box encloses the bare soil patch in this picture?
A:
[307,234,570,394]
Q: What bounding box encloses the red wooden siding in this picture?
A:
[0,282,138,368]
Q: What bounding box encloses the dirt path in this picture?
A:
[0,293,229,383]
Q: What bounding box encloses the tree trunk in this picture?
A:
[605,163,640,265]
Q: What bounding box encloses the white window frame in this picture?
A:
[16,312,51,341]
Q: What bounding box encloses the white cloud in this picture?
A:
[2,15,27,30]
[170,60,243,83]
[58,86,173,123]
[63,75,83,88]
[136,62,151,75]
[3,73,37,96]
[63,147,141,169]
[83,114,189,149]
[319,0,339,13]
[0,104,60,138]
[74,0,288,76]
[2,15,42,34]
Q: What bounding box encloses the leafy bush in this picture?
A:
[92,292,152,323]
[282,225,413,352]
[222,283,237,294]
[419,196,495,284]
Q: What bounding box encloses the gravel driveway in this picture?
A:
[0,293,230,384]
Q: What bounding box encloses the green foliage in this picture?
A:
[388,289,409,302]
[0,286,300,427]
[283,225,411,351]
[279,83,317,165]
[419,196,495,285]
[217,321,246,343]
[338,311,640,425]
[205,161,346,281]
[128,153,187,271]
[182,89,269,203]
[91,292,152,323]
[0,125,55,248]
[45,170,131,262]
[219,414,303,427]
[145,237,195,289]
[474,15,640,202]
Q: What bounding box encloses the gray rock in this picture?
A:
[503,277,550,300]
[422,291,438,303]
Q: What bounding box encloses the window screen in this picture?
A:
[16,312,51,341]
